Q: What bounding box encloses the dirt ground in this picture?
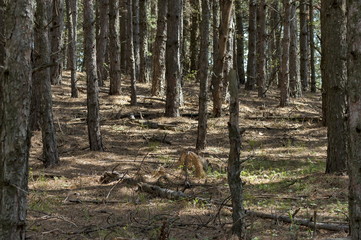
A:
[27,72,349,240]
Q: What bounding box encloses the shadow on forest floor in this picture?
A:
[27,72,348,240]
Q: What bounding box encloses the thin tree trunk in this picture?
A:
[151,0,167,96]
[256,0,266,97]
[289,1,300,98]
[50,0,64,85]
[35,0,60,167]
[280,0,290,107]
[139,0,149,83]
[190,0,200,72]
[109,0,121,95]
[227,70,245,238]
[196,0,210,151]
[245,0,257,90]
[128,0,137,105]
[83,0,104,151]
[322,0,347,174]
[309,0,316,93]
[235,0,245,85]
[211,0,234,117]
[67,0,78,98]
[268,0,281,89]
[212,0,219,74]
[0,1,34,238]
[0,0,4,66]
[96,0,109,87]
[120,0,128,73]
[165,0,182,117]
[299,0,309,91]
[133,0,140,80]
[347,0,361,236]
[181,1,190,76]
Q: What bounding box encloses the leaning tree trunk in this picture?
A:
[279,0,290,107]
[151,0,167,96]
[109,0,121,95]
[139,0,149,83]
[211,0,234,117]
[347,0,361,237]
[0,1,34,238]
[83,0,104,151]
[256,0,266,97]
[50,0,64,85]
[165,0,183,117]
[196,0,210,151]
[289,2,301,98]
[245,0,257,90]
[309,0,316,93]
[35,0,60,168]
[322,0,347,174]
[96,0,109,87]
[227,70,245,239]
[299,0,309,92]
[128,0,137,105]
[235,0,245,85]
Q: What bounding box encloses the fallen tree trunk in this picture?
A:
[138,182,349,232]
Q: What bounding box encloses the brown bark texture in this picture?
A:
[309,0,316,93]
[235,0,245,85]
[83,0,104,151]
[256,0,266,97]
[128,0,137,105]
[0,1,34,238]
[139,0,149,83]
[50,0,64,85]
[299,0,309,91]
[109,0,121,95]
[289,2,301,98]
[68,0,78,98]
[96,0,109,87]
[245,0,257,90]
[280,0,290,107]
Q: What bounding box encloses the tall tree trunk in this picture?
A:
[181,1,190,76]
[109,0,121,95]
[190,0,200,72]
[212,0,219,74]
[280,0,290,107]
[69,0,78,98]
[128,0,137,105]
[256,0,266,97]
[245,0,257,90]
[139,0,149,83]
[268,0,281,89]
[165,0,182,117]
[299,0,309,91]
[211,0,234,117]
[50,0,64,85]
[0,1,34,238]
[227,70,245,238]
[196,0,210,151]
[35,0,60,167]
[289,1,300,98]
[83,0,104,151]
[235,0,245,85]
[309,0,316,93]
[120,0,128,73]
[0,0,4,66]
[133,0,140,80]
[222,9,235,101]
[322,0,347,174]
[96,0,109,87]
[347,0,361,236]
[151,0,167,96]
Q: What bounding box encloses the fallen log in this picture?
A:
[138,182,349,232]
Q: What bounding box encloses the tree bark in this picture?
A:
[347,0,361,237]
[321,0,347,174]
[34,0,60,168]
[133,0,140,80]
[109,0,121,95]
[212,0,219,75]
[235,0,245,85]
[245,0,257,90]
[165,0,182,117]
[227,70,245,238]
[96,0,109,87]
[196,0,210,151]
[66,0,78,98]
[139,0,149,83]
[0,1,34,238]
[256,0,266,97]
[120,0,128,73]
[83,0,104,151]
[151,0,167,96]
[211,0,234,117]
[280,0,290,107]
[309,0,316,93]
[299,0,309,91]
[289,2,301,98]
[128,0,137,105]
[50,0,64,85]
[190,0,200,72]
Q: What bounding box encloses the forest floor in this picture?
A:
[27,72,349,240]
